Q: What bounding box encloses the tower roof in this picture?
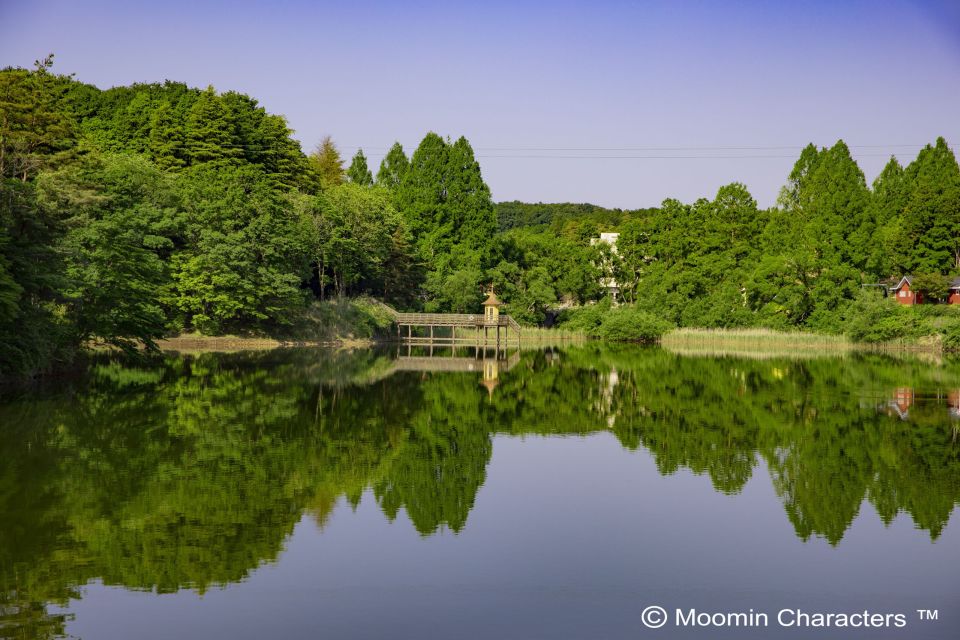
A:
[482,289,503,307]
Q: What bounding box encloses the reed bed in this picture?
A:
[452,326,587,344]
[661,328,853,353]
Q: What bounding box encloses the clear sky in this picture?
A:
[2,0,959,208]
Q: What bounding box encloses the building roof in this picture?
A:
[890,276,912,291]
[890,275,960,290]
[482,289,503,306]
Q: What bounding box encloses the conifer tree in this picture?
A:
[902,137,960,272]
[813,140,870,268]
[309,136,344,189]
[866,157,908,276]
[147,101,186,170]
[255,114,311,190]
[397,132,450,249]
[346,149,373,186]
[779,140,870,268]
[445,136,496,253]
[183,86,241,164]
[376,142,409,189]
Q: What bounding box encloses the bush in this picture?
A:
[596,306,673,343]
[276,296,395,341]
[941,319,960,350]
[843,291,917,343]
[555,297,612,333]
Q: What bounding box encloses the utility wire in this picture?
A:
[472,153,900,159]
[339,142,947,152]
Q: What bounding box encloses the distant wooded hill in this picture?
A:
[495,200,657,232]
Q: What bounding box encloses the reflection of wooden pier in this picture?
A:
[392,350,521,374]
[390,348,521,397]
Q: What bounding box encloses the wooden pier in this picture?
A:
[392,312,521,346]
[387,289,521,347]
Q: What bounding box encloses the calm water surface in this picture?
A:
[1,345,958,639]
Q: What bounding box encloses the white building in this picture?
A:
[590,232,620,300]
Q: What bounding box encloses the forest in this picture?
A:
[2,57,960,380]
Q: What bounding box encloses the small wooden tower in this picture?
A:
[482,288,502,325]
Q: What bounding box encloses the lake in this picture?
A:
[1,345,958,639]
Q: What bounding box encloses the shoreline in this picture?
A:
[151,328,952,356]
[154,334,375,353]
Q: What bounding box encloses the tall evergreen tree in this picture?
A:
[0,55,73,181]
[778,143,821,213]
[802,140,871,267]
[901,138,960,272]
[346,149,373,186]
[183,86,241,164]
[376,142,409,189]
[309,136,344,189]
[253,113,312,190]
[397,132,450,255]
[866,157,909,276]
[446,136,496,254]
[147,101,186,170]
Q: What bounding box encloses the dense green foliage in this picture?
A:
[2,345,958,636]
[844,289,960,345]
[2,58,960,379]
[562,140,960,341]
[495,200,649,233]
[593,306,673,342]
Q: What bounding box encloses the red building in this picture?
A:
[890,277,922,305]
[889,276,960,305]
[949,277,960,304]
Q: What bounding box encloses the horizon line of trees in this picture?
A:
[2,57,959,379]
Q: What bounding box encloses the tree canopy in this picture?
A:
[2,58,959,381]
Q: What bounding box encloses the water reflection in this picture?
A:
[1,345,959,637]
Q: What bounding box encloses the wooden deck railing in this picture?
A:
[393,311,517,328]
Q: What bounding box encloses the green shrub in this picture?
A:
[596,306,673,343]
[843,291,917,342]
[556,297,612,333]
[941,319,960,350]
[276,296,394,341]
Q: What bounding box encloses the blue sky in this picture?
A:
[2,0,958,208]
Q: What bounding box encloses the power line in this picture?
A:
[339,142,946,152]
[471,153,900,159]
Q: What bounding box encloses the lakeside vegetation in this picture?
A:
[2,57,959,380]
[662,327,853,351]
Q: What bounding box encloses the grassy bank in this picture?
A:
[661,328,854,359]
[663,328,853,348]
[157,297,394,352]
[659,326,960,359]
[450,326,586,344]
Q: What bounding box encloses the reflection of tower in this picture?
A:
[949,390,960,419]
[889,387,914,419]
[481,358,500,399]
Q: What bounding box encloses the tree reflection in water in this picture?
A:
[1,345,959,637]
